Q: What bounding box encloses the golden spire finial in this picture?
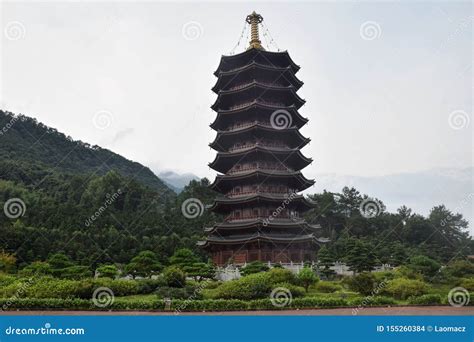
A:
[246,11,265,50]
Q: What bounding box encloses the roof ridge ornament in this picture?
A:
[246,11,265,50]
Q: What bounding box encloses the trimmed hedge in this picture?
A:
[348,296,396,306]
[408,294,442,305]
[0,297,349,311]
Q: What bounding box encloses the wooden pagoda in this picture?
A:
[198,12,327,266]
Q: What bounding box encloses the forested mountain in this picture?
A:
[0,110,174,196]
[0,110,472,271]
[0,111,218,267]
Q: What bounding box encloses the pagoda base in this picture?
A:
[210,246,315,266]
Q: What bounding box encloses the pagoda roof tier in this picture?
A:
[208,147,313,173]
[204,219,321,233]
[209,125,310,152]
[212,62,303,93]
[211,83,305,111]
[213,49,300,77]
[210,104,308,130]
[209,170,314,193]
[198,233,328,248]
[209,193,314,213]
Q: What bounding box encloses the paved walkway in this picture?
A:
[1,306,472,316]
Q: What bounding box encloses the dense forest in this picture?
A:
[0,110,472,272]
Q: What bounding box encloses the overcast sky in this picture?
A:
[1,1,472,182]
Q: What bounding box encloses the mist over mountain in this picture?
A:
[156,170,200,193]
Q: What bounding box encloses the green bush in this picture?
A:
[443,260,474,278]
[459,278,474,291]
[273,282,305,298]
[0,273,17,287]
[383,278,428,300]
[297,267,319,292]
[19,262,52,277]
[163,266,186,288]
[156,285,202,300]
[347,272,376,296]
[240,261,269,276]
[265,268,297,284]
[210,272,268,300]
[136,278,167,294]
[314,281,342,293]
[408,294,442,305]
[348,296,396,306]
[208,269,297,300]
[408,255,441,280]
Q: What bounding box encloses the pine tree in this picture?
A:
[317,246,335,279]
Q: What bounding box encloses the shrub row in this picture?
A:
[0,296,403,312]
[0,297,346,311]
[0,277,165,299]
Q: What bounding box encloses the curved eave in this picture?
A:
[209,171,315,192]
[197,235,329,248]
[212,62,303,93]
[210,194,314,212]
[204,221,321,233]
[209,125,310,151]
[209,105,308,130]
[211,84,305,111]
[208,147,313,173]
[213,49,300,77]
[198,233,317,248]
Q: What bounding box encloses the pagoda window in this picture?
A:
[253,209,259,217]
[234,210,241,219]
[235,186,241,194]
